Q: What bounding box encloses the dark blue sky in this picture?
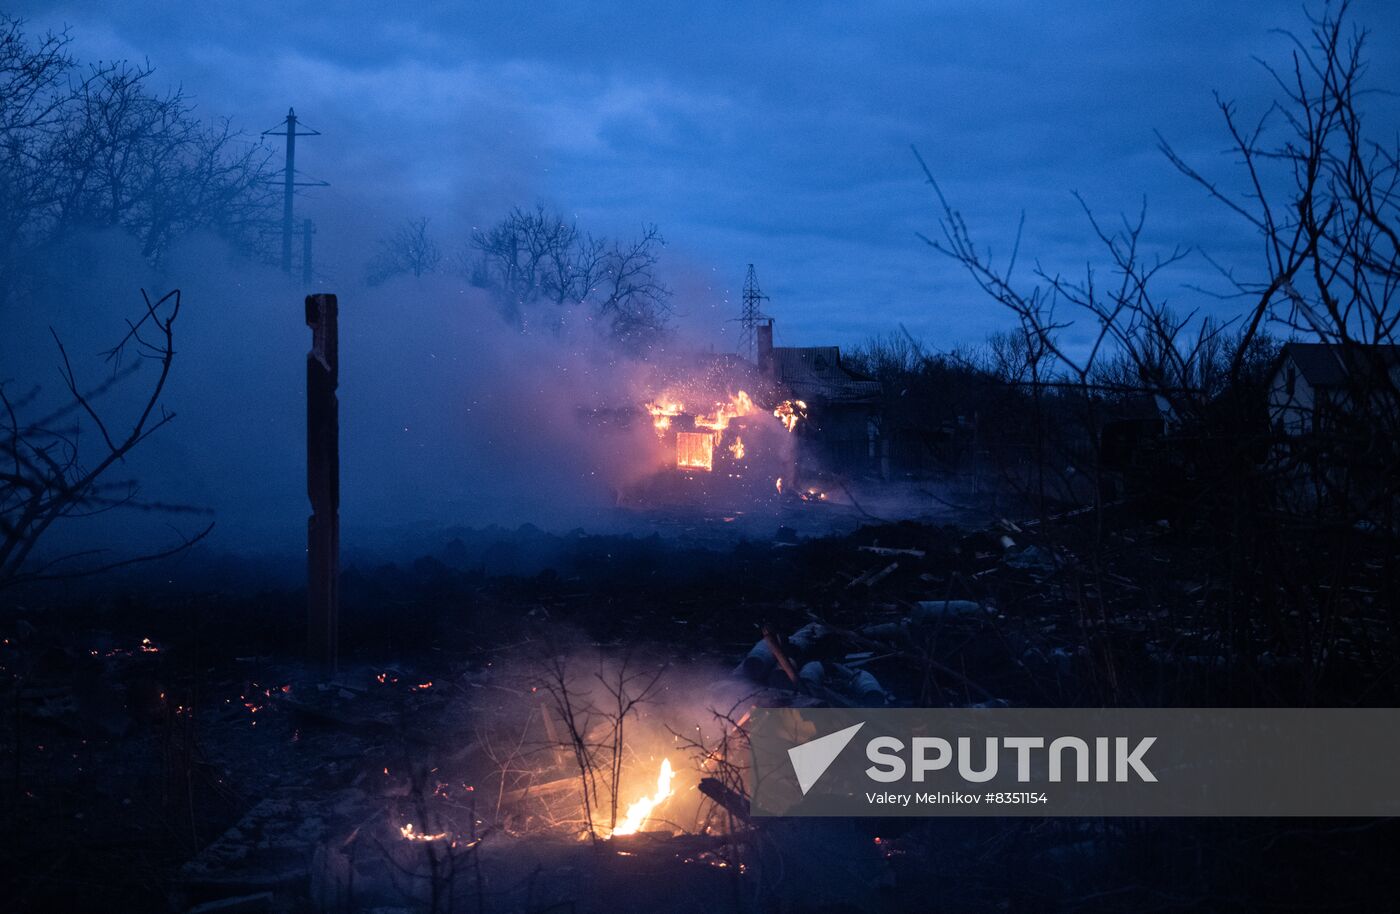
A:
[15,0,1400,351]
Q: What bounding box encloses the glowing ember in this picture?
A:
[676,431,715,471]
[400,823,448,842]
[775,477,783,494]
[772,399,807,433]
[609,758,675,837]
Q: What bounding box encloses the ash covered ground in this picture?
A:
[4,503,1398,912]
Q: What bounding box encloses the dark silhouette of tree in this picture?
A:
[0,17,277,305]
[366,216,442,285]
[916,0,1399,703]
[1,289,212,590]
[465,205,670,347]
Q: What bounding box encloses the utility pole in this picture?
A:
[263,108,327,277]
[738,264,770,362]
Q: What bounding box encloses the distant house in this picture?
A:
[1268,342,1400,437]
[757,322,883,474]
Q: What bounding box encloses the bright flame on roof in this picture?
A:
[646,399,685,434]
[694,390,754,436]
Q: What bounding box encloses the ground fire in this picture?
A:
[606,757,676,837]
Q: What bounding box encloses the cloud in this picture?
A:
[10,0,1400,355]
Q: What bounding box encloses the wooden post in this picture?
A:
[306,293,339,670]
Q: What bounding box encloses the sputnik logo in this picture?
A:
[787,722,864,795]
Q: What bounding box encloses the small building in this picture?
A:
[1268,342,1400,437]
[757,322,883,475]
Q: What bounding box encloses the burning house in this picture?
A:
[640,378,805,503]
[625,314,885,510]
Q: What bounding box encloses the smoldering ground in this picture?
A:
[468,638,756,833]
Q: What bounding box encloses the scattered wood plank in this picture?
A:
[859,546,926,558]
[847,561,899,589]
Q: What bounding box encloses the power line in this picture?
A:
[263,108,328,277]
[738,263,771,362]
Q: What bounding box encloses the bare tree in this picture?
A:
[0,16,77,301]
[367,216,443,285]
[1,289,212,590]
[593,653,666,833]
[0,18,277,304]
[465,205,671,345]
[914,0,1399,701]
[590,224,671,348]
[0,16,72,134]
[48,60,277,261]
[466,205,583,319]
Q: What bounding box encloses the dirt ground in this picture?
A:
[3,513,1398,912]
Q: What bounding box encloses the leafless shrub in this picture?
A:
[1,288,212,590]
[913,1,1399,702]
[367,216,442,285]
[530,647,667,841]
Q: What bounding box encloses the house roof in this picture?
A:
[770,346,881,403]
[1280,342,1400,388]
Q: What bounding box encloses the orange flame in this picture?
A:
[646,389,793,478]
[400,823,448,842]
[772,399,807,433]
[676,432,715,471]
[608,758,675,837]
[694,390,754,438]
[646,398,685,435]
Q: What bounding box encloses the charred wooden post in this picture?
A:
[306,293,339,670]
[698,777,751,824]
